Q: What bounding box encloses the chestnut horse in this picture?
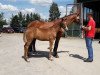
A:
[95,28,100,43]
[23,18,68,62]
[95,28,100,33]
[27,13,79,58]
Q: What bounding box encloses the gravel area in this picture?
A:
[0,33,100,75]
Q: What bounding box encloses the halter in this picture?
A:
[60,22,68,32]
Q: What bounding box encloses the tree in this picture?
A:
[25,13,41,27]
[32,13,41,20]
[0,13,7,28]
[49,2,61,21]
[30,13,33,21]
[25,13,31,26]
[10,15,20,28]
[21,14,26,27]
[18,12,23,21]
[0,13,3,21]
[18,12,26,27]
[10,12,41,28]
[70,5,77,14]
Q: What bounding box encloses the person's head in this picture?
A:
[87,12,93,19]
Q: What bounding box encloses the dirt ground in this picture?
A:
[0,33,100,75]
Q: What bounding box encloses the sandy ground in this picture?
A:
[0,33,100,75]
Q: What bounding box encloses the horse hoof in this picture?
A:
[47,47,50,49]
[22,56,30,62]
[24,58,30,62]
[53,54,59,58]
[22,56,25,59]
[49,58,53,61]
[55,55,59,58]
[47,47,53,49]
[50,59,53,61]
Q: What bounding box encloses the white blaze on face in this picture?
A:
[64,22,67,25]
[66,26,68,30]
[77,16,80,20]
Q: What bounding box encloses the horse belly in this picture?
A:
[35,31,50,41]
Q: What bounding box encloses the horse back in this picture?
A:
[27,20,54,29]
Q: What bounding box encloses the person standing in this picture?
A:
[82,12,96,62]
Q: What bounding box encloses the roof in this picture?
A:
[77,0,100,3]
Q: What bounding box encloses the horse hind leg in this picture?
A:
[49,40,54,61]
[23,42,31,62]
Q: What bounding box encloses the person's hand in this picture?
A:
[81,26,85,30]
[82,26,85,28]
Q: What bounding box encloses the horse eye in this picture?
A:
[64,18,67,20]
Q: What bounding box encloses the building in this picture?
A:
[76,0,100,39]
[3,25,10,28]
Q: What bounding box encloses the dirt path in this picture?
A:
[0,33,100,75]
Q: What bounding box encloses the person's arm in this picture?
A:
[82,26,91,31]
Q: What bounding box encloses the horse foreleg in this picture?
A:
[32,39,36,52]
[28,39,36,56]
[49,40,53,61]
[53,36,61,58]
[28,42,33,53]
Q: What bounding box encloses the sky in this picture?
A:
[0,0,74,21]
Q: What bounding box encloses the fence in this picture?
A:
[63,23,81,37]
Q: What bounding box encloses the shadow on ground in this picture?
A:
[28,50,49,59]
[23,50,86,61]
[69,54,86,60]
[28,50,70,59]
[58,50,86,61]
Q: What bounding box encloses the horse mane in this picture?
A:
[62,13,77,19]
[68,13,77,16]
[49,20,62,29]
[49,15,78,29]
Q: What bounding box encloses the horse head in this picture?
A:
[62,12,80,27]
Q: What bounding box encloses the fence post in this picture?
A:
[80,3,84,38]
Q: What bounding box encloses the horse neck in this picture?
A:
[65,15,76,27]
[51,22,61,33]
[53,18,62,25]
[68,18,75,25]
[49,18,62,32]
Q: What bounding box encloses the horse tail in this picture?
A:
[23,32,27,43]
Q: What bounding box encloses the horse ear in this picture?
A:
[62,18,64,21]
[62,16,67,21]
